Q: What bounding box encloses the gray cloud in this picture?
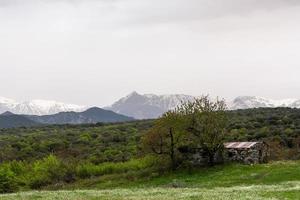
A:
[2,0,300,20]
[116,0,300,24]
[0,0,300,106]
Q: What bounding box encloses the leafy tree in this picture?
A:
[142,110,185,170]
[179,96,228,166]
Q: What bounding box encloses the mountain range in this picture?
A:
[26,107,134,125]
[107,93,300,119]
[229,96,300,110]
[0,111,40,129]
[0,97,86,115]
[0,108,134,129]
[105,91,195,119]
[2,93,300,122]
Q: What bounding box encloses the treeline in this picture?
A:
[0,120,153,163]
[1,108,300,164]
[227,107,300,142]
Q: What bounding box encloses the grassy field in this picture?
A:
[1,161,300,200]
[1,182,300,200]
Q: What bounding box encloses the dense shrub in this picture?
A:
[76,156,157,178]
[0,155,160,192]
[0,166,18,193]
[29,155,66,189]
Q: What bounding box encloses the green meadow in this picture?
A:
[1,160,300,200]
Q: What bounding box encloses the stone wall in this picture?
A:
[224,143,268,164]
[181,148,224,166]
[181,142,269,166]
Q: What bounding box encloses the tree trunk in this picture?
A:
[208,152,215,166]
[169,127,176,170]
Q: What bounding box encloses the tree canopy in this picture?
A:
[143,96,228,167]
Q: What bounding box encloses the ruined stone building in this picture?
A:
[180,141,269,166]
[224,142,269,164]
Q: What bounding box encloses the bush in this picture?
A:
[0,166,18,193]
[29,155,66,189]
[62,161,77,183]
[0,155,159,191]
[76,156,157,178]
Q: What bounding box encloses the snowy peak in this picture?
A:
[21,99,86,115]
[231,96,274,109]
[117,91,149,105]
[230,96,300,110]
[143,93,195,111]
[107,91,195,119]
[2,93,300,119]
[0,97,87,115]
[107,92,300,119]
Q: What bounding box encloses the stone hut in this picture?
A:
[224,142,269,164]
[179,147,224,166]
[179,141,269,166]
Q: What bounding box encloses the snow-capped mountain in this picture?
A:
[107,92,300,119]
[0,97,86,115]
[106,91,195,119]
[230,96,299,110]
[2,93,300,119]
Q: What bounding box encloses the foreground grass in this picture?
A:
[2,160,300,199]
[1,181,300,200]
[62,160,300,190]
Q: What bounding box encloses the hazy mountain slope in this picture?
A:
[230,96,299,110]
[106,92,195,119]
[107,92,300,119]
[0,112,40,129]
[2,94,300,121]
[0,97,86,115]
[27,107,134,125]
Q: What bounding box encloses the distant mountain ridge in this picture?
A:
[2,93,300,122]
[230,96,300,110]
[106,91,195,119]
[0,107,134,129]
[26,107,134,125]
[106,92,300,119]
[0,97,86,115]
[0,112,40,129]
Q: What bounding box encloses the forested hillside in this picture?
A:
[0,121,152,163]
[1,108,300,163]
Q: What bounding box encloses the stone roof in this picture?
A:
[224,142,260,149]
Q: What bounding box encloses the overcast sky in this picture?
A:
[1,0,300,106]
